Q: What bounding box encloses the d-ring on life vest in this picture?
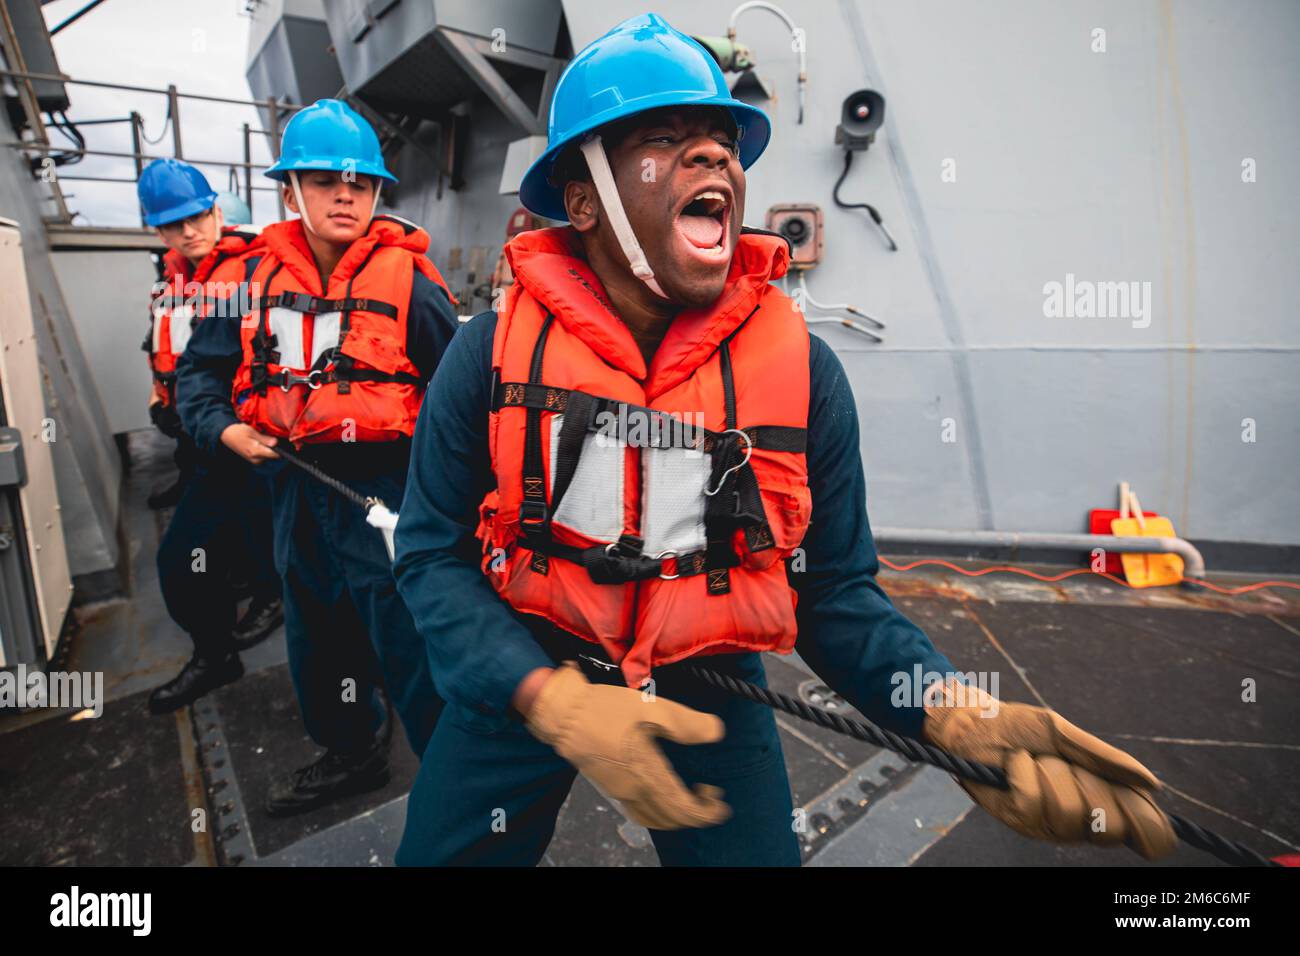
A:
[476,226,812,688]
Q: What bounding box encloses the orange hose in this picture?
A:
[876,555,1300,596]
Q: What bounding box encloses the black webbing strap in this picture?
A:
[503,303,805,587]
[263,367,422,392]
[520,314,555,571]
[701,327,744,593]
[249,262,285,395]
[493,383,804,454]
[526,534,661,585]
[548,389,598,522]
[333,245,385,394]
[254,290,399,321]
[521,534,744,586]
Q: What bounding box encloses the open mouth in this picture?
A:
[674,187,731,261]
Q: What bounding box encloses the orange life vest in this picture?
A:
[231,215,452,445]
[149,228,262,407]
[476,226,812,688]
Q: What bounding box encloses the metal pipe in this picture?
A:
[129,112,143,176]
[728,1,807,123]
[3,140,275,171]
[47,115,133,125]
[56,174,278,191]
[0,67,306,112]
[871,527,1206,584]
[166,84,183,158]
[266,96,284,219]
[242,122,253,212]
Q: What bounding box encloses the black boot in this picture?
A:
[232,595,285,650]
[265,744,391,818]
[146,476,186,510]
[148,652,244,714]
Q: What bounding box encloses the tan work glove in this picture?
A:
[524,662,732,830]
[922,679,1177,860]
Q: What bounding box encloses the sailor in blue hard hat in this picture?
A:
[518,12,770,306]
[264,98,396,242]
[137,157,225,273]
[389,12,1177,866]
[135,158,284,715]
[174,97,459,817]
[214,191,253,226]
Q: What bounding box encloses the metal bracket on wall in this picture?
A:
[433,27,564,137]
[343,92,442,187]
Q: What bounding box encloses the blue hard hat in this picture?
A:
[215,191,252,225]
[518,13,771,222]
[137,158,217,227]
[264,98,396,184]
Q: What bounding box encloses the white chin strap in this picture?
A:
[288,170,382,237]
[579,135,667,299]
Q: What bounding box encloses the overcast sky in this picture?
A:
[42,0,276,225]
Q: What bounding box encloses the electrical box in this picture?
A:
[766,204,824,271]
[0,427,26,488]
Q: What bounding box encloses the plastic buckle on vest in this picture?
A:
[591,535,661,584]
[519,498,549,530]
[275,291,322,314]
[278,369,325,392]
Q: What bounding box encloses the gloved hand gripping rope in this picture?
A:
[272,443,1281,868]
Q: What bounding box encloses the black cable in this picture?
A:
[41,111,85,167]
[50,0,110,36]
[832,149,897,251]
[266,448,1283,868]
[687,664,1281,868]
[271,443,372,510]
[140,100,171,146]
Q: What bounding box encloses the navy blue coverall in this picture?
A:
[156,445,278,659]
[155,263,279,662]
[390,312,956,865]
[176,261,459,758]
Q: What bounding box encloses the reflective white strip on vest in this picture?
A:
[544,416,713,554]
[151,306,166,355]
[153,304,195,357]
[641,446,710,555]
[169,304,195,355]
[309,311,342,367]
[266,307,343,370]
[267,307,305,369]
[548,414,623,543]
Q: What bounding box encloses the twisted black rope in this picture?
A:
[274,443,374,510]
[267,451,1281,868]
[688,665,1280,868]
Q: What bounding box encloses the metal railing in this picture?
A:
[0,55,303,225]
